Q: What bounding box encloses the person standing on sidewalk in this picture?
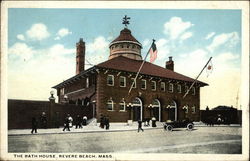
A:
[31,117,38,134]
[75,115,82,129]
[63,114,70,131]
[105,116,110,130]
[138,120,144,132]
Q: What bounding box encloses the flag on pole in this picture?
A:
[150,40,157,63]
[206,59,213,77]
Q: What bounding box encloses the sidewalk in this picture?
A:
[8,122,241,136]
[8,122,164,136]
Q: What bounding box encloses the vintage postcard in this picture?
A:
[1,1,249,161]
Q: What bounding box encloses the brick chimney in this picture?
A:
[76,38,85,75]
[166,56,174,71]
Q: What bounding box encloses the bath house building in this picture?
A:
[53,26,208,122]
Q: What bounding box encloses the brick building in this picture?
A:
[53,27,208,122]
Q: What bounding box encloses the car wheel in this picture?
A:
[167,125,173,131]
[187,123,194,131]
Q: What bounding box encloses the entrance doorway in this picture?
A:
[132,97,143,121]
[152,99,161,121]
[168,100,177,121]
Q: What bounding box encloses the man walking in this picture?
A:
[63,114,70,131]
[138,120,144,132]
[31,117,38,134]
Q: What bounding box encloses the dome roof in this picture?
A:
[110,28,141,46]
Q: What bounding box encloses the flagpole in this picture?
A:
[128,40,155,95]
[183,57,212,98]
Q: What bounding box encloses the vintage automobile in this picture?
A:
[164,120,194,131]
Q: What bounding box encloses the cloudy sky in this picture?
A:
[8,8,242,109]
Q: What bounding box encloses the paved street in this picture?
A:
[8,126,241,154]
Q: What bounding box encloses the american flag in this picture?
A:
[150,40,157,63]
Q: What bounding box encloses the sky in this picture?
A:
[7,8,242,109]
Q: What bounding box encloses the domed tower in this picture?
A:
[109,16,142,60]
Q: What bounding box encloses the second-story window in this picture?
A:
[131,78,136,88]
[107,75,114,86]
[151,81,156,91]
[86,77,89,88]
[60,88,64,95]
[192,87,195,95]
[177,84,181,93]
[185,85,189,93]
[169,83,173,93]
[119,76,126,87]
[160,82,165,92]
[141,79,146,90]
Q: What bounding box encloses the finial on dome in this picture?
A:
[122,15,130,28]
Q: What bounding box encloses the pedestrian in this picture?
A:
[138,120,144,132]
[82,116,87,126]
[63,114,70,131]
[68,114,73,128]
[105,116,110,130]
[75,115,82,129]
[31,117,38,134]
[40,112,47,129]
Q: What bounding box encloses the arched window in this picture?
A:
[107,100,114,111]
[119,101,126,111]
[152,99,160,107]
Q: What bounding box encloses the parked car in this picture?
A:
[164,120,194,131]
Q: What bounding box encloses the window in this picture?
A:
[119,101,126,111]
[107,75,114,86]
[127,44,130,48]
[185,86,189,93]
[192,87,195,95]
[177,84,181,93]
[131,78,136,88]
[86,77,89,88]
[151,81,156,91]
[119,76,126,87]
[169,83,173,93]
[141,79,146,89]
[107,100,114,111]
[60,88,64,95]
[183,105,188,113]
[191,106,196,113]
[160,82,165,92]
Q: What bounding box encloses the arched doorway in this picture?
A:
[152,99,161,121]
[168,100,177,121]
[132,97,143,121]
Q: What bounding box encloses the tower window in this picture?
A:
[131,78,136,88]
[121,45,124,48]
[86,77,89,88]
[132,45,135,49]
[151,81,156,91]
[169,83,173,93]
[141,79,146,90]
[177,84,181,93]
[127,44,130,48]
[192,87,195,95]
[107,75,114,86]
[160,82,165,92]
[119,76,126,87]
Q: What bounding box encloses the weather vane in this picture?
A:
[122,15,130,28]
